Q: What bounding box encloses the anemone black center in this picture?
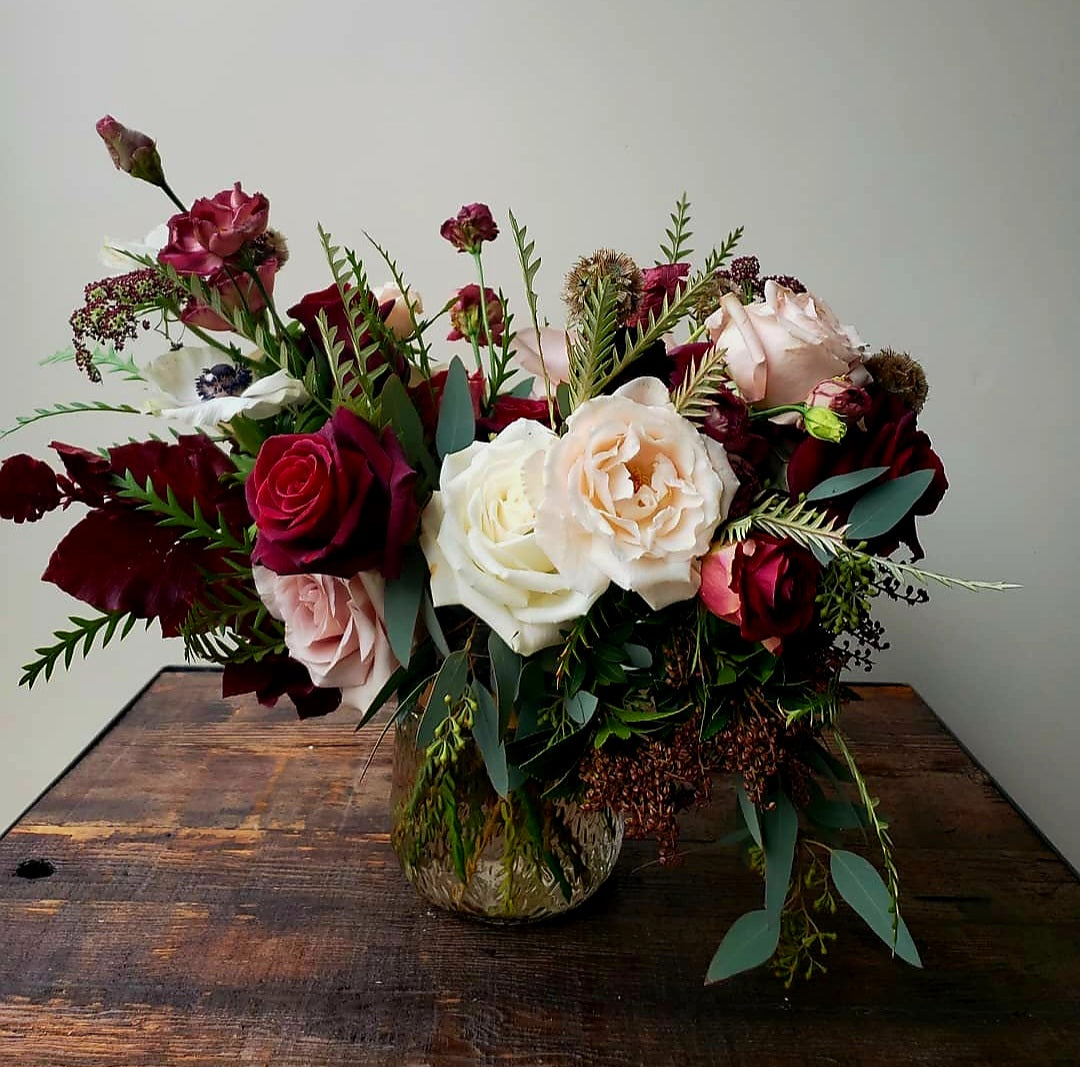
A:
[195,363,252,400]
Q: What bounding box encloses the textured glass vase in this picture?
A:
[389,707,623,922]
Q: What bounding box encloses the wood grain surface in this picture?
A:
[1,669,1077,1066]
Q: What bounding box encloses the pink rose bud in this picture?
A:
[440,203,499,253]
[805,376,872,420]
[95,115,166,188]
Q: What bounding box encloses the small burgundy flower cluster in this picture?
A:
[69,269,181,382]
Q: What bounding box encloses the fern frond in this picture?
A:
[567,279,621,410]
[699,226,745,278]
[21,610,141,688]
[508,209,556,423]
[659,193,693,264]
[1,401,143,440]
[41,345,145,382]
[363,230,432,372]
[671,345,729,420]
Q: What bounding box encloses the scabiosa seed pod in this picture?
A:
[250,228,289,268]
[863,348,929,413]
[692,272,740,322]
[562,249,643,325]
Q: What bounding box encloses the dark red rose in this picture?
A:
[787,390,948,558]
[0,455,63,522]
[440,203,499,253]
[701,535,818,645]
[95,115,165,186]
[181,258,278,332]
[246,408,418,579]
[159,183,270,276]
[627,263,690,328]
[222,656,341,720]
[448,285,504,347]
[478,394,553,434]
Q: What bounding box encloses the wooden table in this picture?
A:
[1,669,1078,1065]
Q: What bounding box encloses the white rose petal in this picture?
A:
[421,420,602,655]
[535,377,739,610]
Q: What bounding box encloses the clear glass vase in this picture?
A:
[389,707,623,922]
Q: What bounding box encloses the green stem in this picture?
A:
[159,179,187,215]
[472,251,499,409]
[750,403,807,420]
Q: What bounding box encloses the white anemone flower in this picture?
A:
[144,346,310,428]
[99,222,170,273]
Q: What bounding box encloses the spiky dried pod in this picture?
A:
[864,348,929,413]
[562,249,642,325]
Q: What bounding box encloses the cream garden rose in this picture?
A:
[420,420,602,655]
[373,282,423,340]
[535,377,739,610]
[253,566,398,711]
[705,280,868,409]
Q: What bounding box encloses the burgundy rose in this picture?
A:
[181,258,278,332]
[95,115,165,186]
[787,389,948,558]
[448,285,504,347]
[478,394,553,435]
[440,203,499,253]
[159,182,270,276]
[0,455,63,522]
[628,263,690,328]
[701,535,818,646]
[246,407,418,580]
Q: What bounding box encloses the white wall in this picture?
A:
[2,1,1077,865]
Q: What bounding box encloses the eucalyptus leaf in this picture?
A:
[471,683,509,797]
[623,643,653,669]
[736,783,762,848]
[564,690,599,726]
[354,665,406,731]
[382,552,425,667]
[488,630,522,734]
[830,850,922,967]
[380,374,437,479]
[763,792,798,917]
[705,909,780,984]
[805,466,889,502]
[435,357,476,458]
[556,381,572,419]
[417,650,468,748]
[421,592,450,657]
[509,377,535,398]
[844,469,935,542]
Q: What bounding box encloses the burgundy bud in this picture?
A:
[95,115,166,188]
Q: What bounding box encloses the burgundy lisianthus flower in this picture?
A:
[787,390,948,558]
[440,203,499,253]
[627,263,690,328]
[805,376,872,420]
[222,655,342,720]
[181,258,278,332]
[246,407,418,580]
[448,285,504,347]
[159,182,270,276]
[95,115,165,186]
[0,455,64,522]
[700,535,819,647]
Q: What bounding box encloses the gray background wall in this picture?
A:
[2,1,1077,867]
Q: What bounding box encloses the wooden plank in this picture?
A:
[1,669,1077,1066]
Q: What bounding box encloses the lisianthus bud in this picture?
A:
[95,115,166,188]
[440,203,499,253]
[802,405,847,443]
[447,284,503,347]
[805,376,872,420]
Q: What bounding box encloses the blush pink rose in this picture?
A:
[253,566,399,711]
[705,280,868,409]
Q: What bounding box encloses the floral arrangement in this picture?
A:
[0,117,1009,985]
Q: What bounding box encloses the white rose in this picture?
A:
[420,420,602,655]
[535,377,739,610]
[705,280,868,409]
[253,566,398,711]
[373,283,424,340]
